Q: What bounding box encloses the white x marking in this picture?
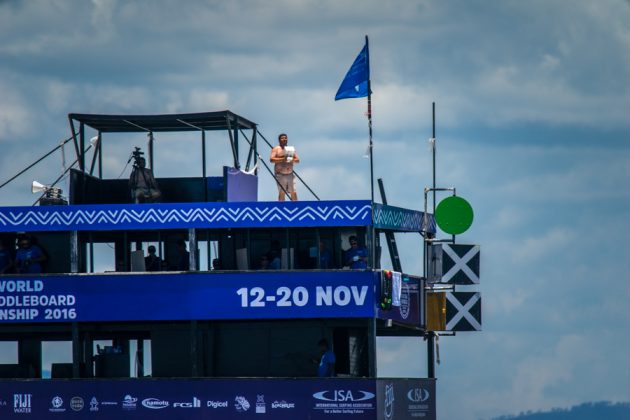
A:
[442,245,479,284]
[446,292,481,331]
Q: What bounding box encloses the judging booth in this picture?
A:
[0,111,439,419]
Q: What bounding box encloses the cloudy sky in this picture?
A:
[1,0,630,418]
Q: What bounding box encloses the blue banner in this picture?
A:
[372,203,436,234]
[0,271,377,323]
[0,200,372,232]
[0,378,436,419]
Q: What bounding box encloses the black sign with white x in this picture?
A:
[446,292,482,331]
[429,244,480,284]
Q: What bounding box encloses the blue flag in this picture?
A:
[335,42,370,100]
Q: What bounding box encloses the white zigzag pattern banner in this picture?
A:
[0,203,372,231]
[373,205,435,232]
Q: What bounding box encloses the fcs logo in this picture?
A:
[407,388,430,403]
[173,397,201,408]
[312,390,375,402]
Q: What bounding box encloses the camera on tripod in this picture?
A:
[131,147,145,168]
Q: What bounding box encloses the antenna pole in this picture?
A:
[427,102,437,379]
[432,102,436,213]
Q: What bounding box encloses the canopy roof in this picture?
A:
[68,110,256,133]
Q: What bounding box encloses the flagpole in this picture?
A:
[365,35,378,378]
[366,35,374,205]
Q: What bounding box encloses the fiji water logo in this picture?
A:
[384,384,395,420]
[407,388,430,403]
[13,394,32,414]
[312,390,375,402]
[234,396,250,412]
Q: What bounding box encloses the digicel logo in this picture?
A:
[207,400,228,408]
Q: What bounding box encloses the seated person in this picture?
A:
[129,157,161,203]
[266,240,282,270]
[174,239,190,271]
[344,235,368,269]
[259,254,270,270]
[15,236,47,274]
[260,250,281,270]
[319,241,332,269]
[144,245,161,272]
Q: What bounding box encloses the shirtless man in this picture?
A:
[270,133,300,201]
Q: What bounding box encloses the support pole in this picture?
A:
[79,123,85,172]
[427,102,437,379]
[226,117,239,169]
[377,178,402,272]
[366,35,374,205]
[188,228,197,271]
[191,320,199,376]
[89,136,99,176]
[70,231,79,273]
[234,119,240,169]
[72,322,81,378]
[253,128,258,176]
[136,339,144,377]
[368,318,377,377]
[88,232,94,273]
[427,332,435,379]
[148,132,154,171]
[69,117,80,168]
[98,132,102,179]
[202,130,207,201]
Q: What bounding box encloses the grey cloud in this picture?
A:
[1,2,630,420]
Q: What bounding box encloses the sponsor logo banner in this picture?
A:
[0,378,435,419]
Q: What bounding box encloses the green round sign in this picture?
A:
[435,196,474,235]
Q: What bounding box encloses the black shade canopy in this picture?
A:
[68,110,256,133]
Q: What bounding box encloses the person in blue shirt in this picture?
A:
[15,237,46,274]
[344,235,368,269]
[319,241,332,269]
[316,338,336,377]
[265,240,281,270]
